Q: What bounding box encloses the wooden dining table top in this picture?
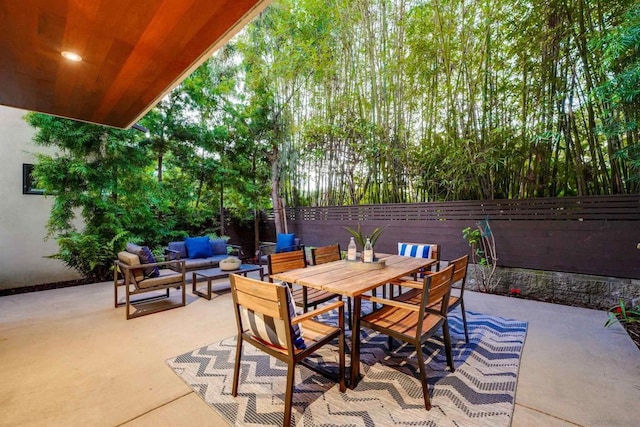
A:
[270,254,436,298]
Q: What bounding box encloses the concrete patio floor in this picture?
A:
[1,272,639,427]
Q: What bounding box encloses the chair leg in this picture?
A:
[283,362,296,427]
[388,335,393,351]
[302,287,308,313]
[125,285,131,320]
[415,344,432,411]
[113,267,119,308]
[338,305,346,392]
[232,335,243,396]
[442,323,455,372]
[460,300,469,343]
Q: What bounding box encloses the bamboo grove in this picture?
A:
[237,0,640,205]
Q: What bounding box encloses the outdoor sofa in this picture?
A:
[165,236,241,272]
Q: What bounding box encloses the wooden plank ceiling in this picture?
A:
[0,0,270,128]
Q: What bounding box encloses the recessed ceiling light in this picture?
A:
[61,51,83,62]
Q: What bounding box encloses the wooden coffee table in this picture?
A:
[192,264,263,300]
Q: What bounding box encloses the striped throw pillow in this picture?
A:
[398,243,433,259]
[240,283,305,350]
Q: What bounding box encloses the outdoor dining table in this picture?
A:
[271,253,437,388]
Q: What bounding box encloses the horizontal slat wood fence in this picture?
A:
[278,195,640,279]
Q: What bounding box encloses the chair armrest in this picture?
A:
[390,279,423,289]
[279,244,305,253]
[227,244,243,257]
[291,301,344,325]
[164,248,182,260]
[256,242,276,257]
[115,258,185,271]
[361,294,420,312]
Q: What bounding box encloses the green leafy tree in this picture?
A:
[25,113,160,281]
[593,2,640,189]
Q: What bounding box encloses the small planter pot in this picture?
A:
[220,256,241,271]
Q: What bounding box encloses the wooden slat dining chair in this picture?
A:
[388,242,441,299]
[267,249,340,313]
[359,264,455,411]
[310,244,352,325]
[230,274,345,427]
[395,255,470,343]
[310,243,341,265]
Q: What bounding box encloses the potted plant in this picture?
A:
[343,224,387,261]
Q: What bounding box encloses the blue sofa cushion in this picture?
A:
[185,236,213,259]
[210,239,227,255]
[275,233,296,253]
[181,255,227,270]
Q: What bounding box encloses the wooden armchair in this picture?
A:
[230,274,345,427]
[268,249,340,313]
[398,242,441,272]
[310,243,342,265]
[310,244,351,325]
[359,264,455,411]
[395,255,470,343]
[113,247,186,319]
[389,242,441,297]
[256,234,304,268]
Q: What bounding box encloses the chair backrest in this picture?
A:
[116,251,144,286]
[398,242,440,272]
[230,274,294,351]
[311,244,341,265]
[422,264,455,317]
[267,249,307,282]
[398,242,440,260]
[450,255,469,288]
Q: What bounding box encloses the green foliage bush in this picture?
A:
[25,113,228,281]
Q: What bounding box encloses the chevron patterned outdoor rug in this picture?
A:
[167,309,527,426]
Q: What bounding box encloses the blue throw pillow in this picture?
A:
[210,239,227,255]
[185,236,213,259]
[126,243,159,278]
[275,233,296,253]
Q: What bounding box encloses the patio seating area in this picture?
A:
[1,271,639,426]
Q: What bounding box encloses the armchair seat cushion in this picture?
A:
[136,268,184,289]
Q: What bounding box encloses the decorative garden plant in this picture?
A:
[463,218,499,293]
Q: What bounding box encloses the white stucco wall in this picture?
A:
[0,106,81,290]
